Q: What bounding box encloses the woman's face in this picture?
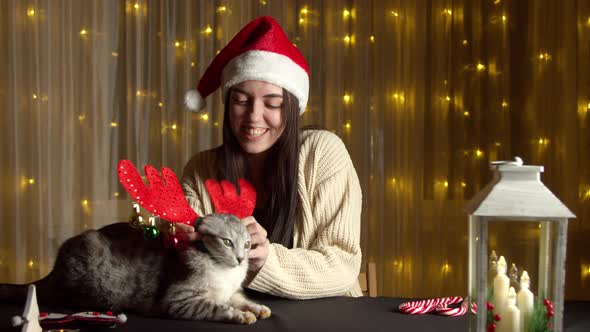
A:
[228,80,285,155]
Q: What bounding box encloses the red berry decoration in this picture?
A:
[486,301,495,310]
[493,314,501,321]
[487,323,496,332]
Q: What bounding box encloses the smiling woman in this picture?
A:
[180,16,362,300]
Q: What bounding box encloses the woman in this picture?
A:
[179,16,362,299]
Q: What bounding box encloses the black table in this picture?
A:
[1,291,589,331]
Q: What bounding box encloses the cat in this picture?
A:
[0,213,271,325]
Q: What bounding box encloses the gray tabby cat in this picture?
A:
[0,213,271,325]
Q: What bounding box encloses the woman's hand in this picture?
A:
[174,223,200,242]
[241,216,270,272]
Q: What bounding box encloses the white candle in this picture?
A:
[493,256,510,317]
[517,271,534,332]
[497,287,520,332]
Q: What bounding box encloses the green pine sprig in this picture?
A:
[527,298,553,332]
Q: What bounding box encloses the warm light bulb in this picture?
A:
[443,181,449,187]
[345,122,351,129]
[28,178,35,184]
[300,7,309,15]
[443,8,452,16]
[201,114,209,121]
[171,124,177,130]
[445,95,451,102]
[78,114,86,121]
[113,192,120,197]
[217,6,227,13]
[158,101,164,107]
[28,260,34,268]
[370,35,375,43]
[260,0,267,5]
[391,178,397,184]
[587,102,590,110]
[82,199,89,206]
[111,51,118,57]
[299,18,305,24]
[461,182,467,188]
[502,100,508,108]
[463,111,470,117]
[343,35,351,44]
[27,8,35,17]
[391,10,399,17]
[343,94,352,104]
[462,40,468,46]
[476,149,483,157]
[134,3,140,10]
[32,94,38,99]
[110,122,118,127]
[174,41,181,47]
[204,26,213,35]
[191,61,195,67]
[343,9,350,18]
[502,15,507,22]
[80,29,88,36]
[476,63,486,71]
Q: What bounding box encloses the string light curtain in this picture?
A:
[1,0,589,300]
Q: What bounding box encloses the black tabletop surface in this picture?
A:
[1,290,589,332]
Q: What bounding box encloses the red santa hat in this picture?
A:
[185,16,310,115]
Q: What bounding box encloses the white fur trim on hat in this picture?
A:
[221,50,309,114]
[184,89,206,112]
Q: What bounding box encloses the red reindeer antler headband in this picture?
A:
[116,160,256,226]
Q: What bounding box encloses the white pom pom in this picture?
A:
[117,313,127,323]
[11,315,24,327]
[184,89,206,111]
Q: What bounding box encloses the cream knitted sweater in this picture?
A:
[181,129,363,299]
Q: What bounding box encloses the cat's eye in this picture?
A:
[222,239,233,247]
[244,241,251,249]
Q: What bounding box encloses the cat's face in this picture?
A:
[197,214,251,268]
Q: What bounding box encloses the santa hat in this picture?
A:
[185,16,310,115]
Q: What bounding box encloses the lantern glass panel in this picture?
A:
[468,217,566,332]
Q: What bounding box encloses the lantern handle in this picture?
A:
[490,156,523,166]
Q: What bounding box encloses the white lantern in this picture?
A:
[465,157,575,332]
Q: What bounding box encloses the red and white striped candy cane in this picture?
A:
[398,296,463,315]
[434,298,468,316]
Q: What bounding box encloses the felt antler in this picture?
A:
[204,179,256,219]
[117,160,198,225]
[117,160,257,224]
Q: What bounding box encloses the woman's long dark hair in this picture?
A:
[219,87,300,247]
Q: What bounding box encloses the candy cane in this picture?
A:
[398,296,463,315]
[434,298,468,316]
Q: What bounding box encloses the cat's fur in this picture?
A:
[0,214,271,324]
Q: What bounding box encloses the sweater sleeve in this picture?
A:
[180,152,216,217]
[247,131,363,299]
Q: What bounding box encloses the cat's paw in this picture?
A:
[240,304,271,319]
[256,305,271,319]
[237,310,257,325]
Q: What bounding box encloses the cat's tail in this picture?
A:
[0,283,29,305]
[0,274,58,306]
